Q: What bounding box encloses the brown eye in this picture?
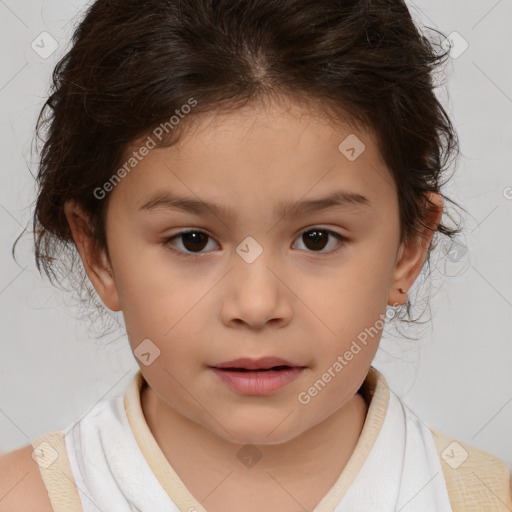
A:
[180,231,209,252]
[303,230,329,251]
[293,228,345,253]
[163,230,218,255]
[162,227,346,258]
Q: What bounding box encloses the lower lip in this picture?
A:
[210,367,305,395]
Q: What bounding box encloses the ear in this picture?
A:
[388,192,443,306]
[63,200,121,312]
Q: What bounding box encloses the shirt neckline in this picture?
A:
[123,365,390,512]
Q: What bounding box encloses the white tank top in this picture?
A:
[32,368,456,511]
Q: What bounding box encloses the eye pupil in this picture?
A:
[182,232,208,252]
[303,230,328,251]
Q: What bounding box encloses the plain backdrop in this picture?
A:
[1,0,511,470]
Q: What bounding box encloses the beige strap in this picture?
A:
[31,430,83,512]
[431,427,512,511]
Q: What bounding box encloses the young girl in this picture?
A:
[1,0,510,511]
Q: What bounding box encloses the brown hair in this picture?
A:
[15,0,465,341]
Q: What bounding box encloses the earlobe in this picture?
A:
[388,193,443,307]
[63,200,121,312]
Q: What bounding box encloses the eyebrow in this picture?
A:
[139,189,372,219]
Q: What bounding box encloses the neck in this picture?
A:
[140,381,369,481]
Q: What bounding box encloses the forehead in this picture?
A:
[113,97,396,217]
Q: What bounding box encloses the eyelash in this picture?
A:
[161,227,347,258]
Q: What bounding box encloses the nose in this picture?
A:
[219,249,293,331]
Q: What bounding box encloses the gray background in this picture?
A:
[1,0,511,470]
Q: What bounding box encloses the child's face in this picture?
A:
[68,97,439,444]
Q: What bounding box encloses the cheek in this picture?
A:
[306,257,390,332]
[108,237,190,327]
[109,252,214,367]
[301,250,392,370]
[294,351,371,429]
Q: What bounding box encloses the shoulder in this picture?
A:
[0,430,83,512]
[430,426,512,512]
[0,443,53,512]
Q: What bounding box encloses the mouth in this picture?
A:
[208,357,306,395]
[214,365,295,372]
[210,356,305,372]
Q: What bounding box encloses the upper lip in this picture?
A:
[210,357,303,370]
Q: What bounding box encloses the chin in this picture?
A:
[207,415,305,446]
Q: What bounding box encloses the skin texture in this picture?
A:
[64,96,443,511]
